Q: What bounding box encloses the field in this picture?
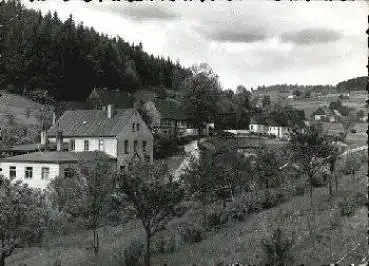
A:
[6,154,368,266]
[323,122,368,149]
[261,90,368,117]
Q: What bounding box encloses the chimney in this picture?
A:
[40,131,48,146]
[56,129,63,152]
[107,104,113,119]
[52,112,56,126]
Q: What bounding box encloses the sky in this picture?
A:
[22,0,368,91]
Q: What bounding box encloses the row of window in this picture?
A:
[70,139,103,152]
[124,140,147,154]
[9,166,49,179]
[9,166,75,180]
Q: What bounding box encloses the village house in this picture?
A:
[0,151,115,189]
[312,107,338,122]
[248,118,290,139]
[141,98,193,136]
[46,105,154,168]
[0,105,153,188]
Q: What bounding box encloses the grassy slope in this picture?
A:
[6,159,368,266]
[0,91,43,126]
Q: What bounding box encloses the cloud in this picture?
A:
[280,28,342,45]
[105,5,179,21]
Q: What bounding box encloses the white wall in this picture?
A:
[0,162,60,189]
[48,137,117,157]
[117,110,154,168]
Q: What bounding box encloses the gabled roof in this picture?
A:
[1,151,116,164]
[47,109,136,137]
[1,142,68,152]
[89,88,134,108]
[153,98,187,120]
[313,106,335,116]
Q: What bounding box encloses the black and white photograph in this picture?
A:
[0,0,367,265]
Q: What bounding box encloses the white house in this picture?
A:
[0,151,114,189]
[249,119,290,138]
[46,105,154,170]
[287,95,294,99]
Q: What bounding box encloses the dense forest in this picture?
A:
[0,0,192,101]
[336,76,367,92]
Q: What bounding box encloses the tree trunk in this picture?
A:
[145,233,151,266]
[335,173,338,192]
[309,174,313,207]
[93,228,98,254]
[328,174,332,196]
[0,254,4,266]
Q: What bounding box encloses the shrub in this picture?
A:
[176,222,203,244]
[152,231,176,254]
[262,190,278,209]
[261,228,295,266]
[350,128,357,134]
[124,239,144,266]
[339,196,356,216]
[202,207,228,231]
[353,192,368,207]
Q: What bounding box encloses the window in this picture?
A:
[144,155,151,163]
[119,165,126,172]
[124,140,129,154]
[25,167,33,179]
[9,166,16,178]
[99,138,104,151]
[41,167,49,180]
[136,123,140,131]
[132,123,135,132]
[142,140,147,153]
[250,125,253,130]
[134,140,138,152]
[84,140,89,151]
[70,139,75,151]
[64,168,74,178]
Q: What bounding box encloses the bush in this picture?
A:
[339,196,356,216]
[202,207,228,231]
[176,222,203,244]
[261,228,295,266]
[152,231,176,254]
[154,135,181,159]
[294,183,305,196]
[124,239,144,266]
[353,192,368,207]
[350,128,357,134]
[262,190,279,209]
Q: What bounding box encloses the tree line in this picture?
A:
[0,0,192,101]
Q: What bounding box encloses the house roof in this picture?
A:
[313,107,335,116]
[154,98,187,120]
[0,151,116,164]
[1,142,68,152]
[47,109,136,137]
[133,90,157,104]
[89,88,134,108]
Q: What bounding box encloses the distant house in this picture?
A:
[0,151,115,189]
[312,107,337,122]
[249,118,290,139]
[87,88,135,109]
[142,98,192,136]
[287,95,294,99]
[45,105,153,169]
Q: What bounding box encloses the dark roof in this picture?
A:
[47,109,135,137]
[154,98,187,120]
[89,88,134,108]
[313,107,334,116]
[133,90,157,104]
[1,151,116,164]
[1,142,68,152]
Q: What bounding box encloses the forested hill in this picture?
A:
[0,0,192,101]
[336,76,367,92]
